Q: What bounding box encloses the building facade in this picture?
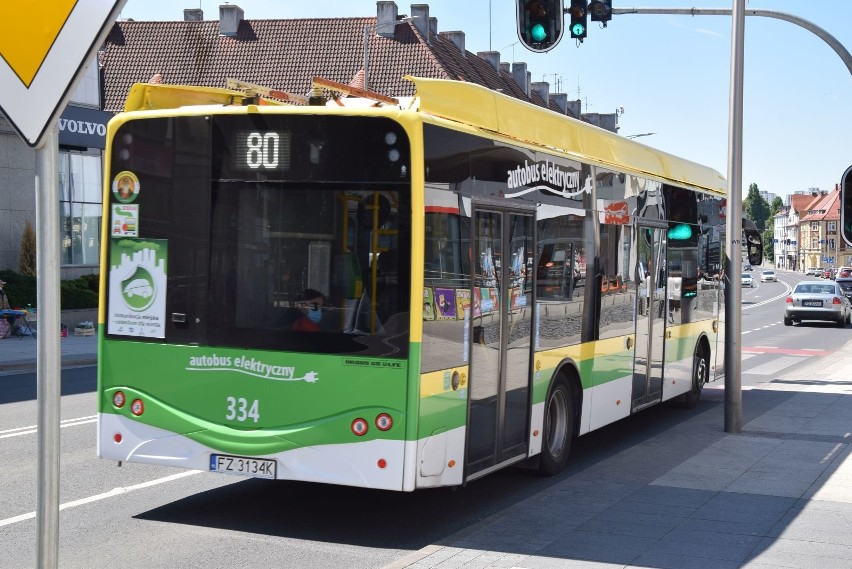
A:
[1,58,111,278]
[798,188,849,272]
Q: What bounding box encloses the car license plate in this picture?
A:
[802,300,822,307]
[210,454,277,479]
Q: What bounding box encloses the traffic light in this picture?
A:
[568,0,588,40]
[842,165,852,246]
[517,0,564,52]
[588,0,612,24]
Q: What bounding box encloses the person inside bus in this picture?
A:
[292,289,326,332]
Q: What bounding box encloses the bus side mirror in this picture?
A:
[742,218,763,267]
[842,165,852,247]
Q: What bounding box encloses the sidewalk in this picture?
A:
[387,340,852,569]
[0,327,97,373]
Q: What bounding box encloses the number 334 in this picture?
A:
[225,397,260,423]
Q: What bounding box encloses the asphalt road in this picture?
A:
[1,272,849,568]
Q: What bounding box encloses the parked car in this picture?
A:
[760,269,777,282]
[741,273,754,287]
[784,280,852,327]
[836,277,852,303]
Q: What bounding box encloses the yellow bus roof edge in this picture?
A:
[406,76,726,195]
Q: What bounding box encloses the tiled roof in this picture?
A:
[790,193,820,215]
[101,16,545,113]
[800,190,840,222]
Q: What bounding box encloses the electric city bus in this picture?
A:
[97,77,762,490]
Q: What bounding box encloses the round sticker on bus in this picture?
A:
[113,171,140,204]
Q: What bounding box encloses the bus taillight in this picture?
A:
[351,418,368,436]
[375,413,393,431]
[131,399,145,416]
[112,391,126,408]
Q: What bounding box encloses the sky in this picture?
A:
[117,0,852,203]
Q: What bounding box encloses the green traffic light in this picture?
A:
[570,22,585,37]
[531,22,548,42]
[667,223,693,240]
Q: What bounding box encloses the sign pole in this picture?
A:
[35,126,62,569]
[724,0,746,433]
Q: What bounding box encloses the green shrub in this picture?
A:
[0,270,36,308]
[0,270,98,310]
[60,279,98,309]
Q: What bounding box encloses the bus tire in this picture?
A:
[539,380,574,475]
[681,344,708,409]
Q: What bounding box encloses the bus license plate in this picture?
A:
[210,454,277,479]
[802,300,822,307]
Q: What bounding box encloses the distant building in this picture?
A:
[798,188,849,271]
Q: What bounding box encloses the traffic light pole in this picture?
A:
[611,7,852,75]
[614,5,852,433]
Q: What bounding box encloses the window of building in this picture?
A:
[811,222,819,231]
[59,150,102,266]
[828,221,836,232]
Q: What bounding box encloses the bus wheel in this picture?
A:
[539,381,574,475]
[682,345,708,409]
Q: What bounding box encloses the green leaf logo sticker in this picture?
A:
[121,267,156,311]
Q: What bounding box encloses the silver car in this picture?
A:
[784,280,852,327]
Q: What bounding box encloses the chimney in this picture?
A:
[499,62,510,74]
[551,93,568,114]
[531,82,550,107]
[439,31,466,56]
[184,8,203,21]
[477,51,500,72]
[376,1,398,38]
[411,4,429,41]
[429,17,437,36]
[219,4,244,36]
[566,99,581,118]
[512,62,528,96]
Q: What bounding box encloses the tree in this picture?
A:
[18,219,36,276]
[770,196,784,216]
[743,183,770,231]
[762,196,784,263]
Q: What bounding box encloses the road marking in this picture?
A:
[747,355,808,375]
[743,346,832,356]
[0,470,201,528]
[0,415,96,439]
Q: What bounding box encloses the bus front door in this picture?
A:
[466,207,534,479]
[632,225,666,411]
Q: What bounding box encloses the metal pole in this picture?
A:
[612,8,852,76]
[35,126,62,568]
[724,0,746,433]
[363,25,370,92]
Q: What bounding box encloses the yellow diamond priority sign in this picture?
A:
[0,0,128,147]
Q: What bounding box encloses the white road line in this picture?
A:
[0,470,202,528]
[0,415,97,439]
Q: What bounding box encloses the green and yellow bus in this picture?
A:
[97,77,761,490]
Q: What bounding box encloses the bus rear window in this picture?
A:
[105,114,411,357]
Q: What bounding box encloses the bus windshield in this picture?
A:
[105,114,411,357]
